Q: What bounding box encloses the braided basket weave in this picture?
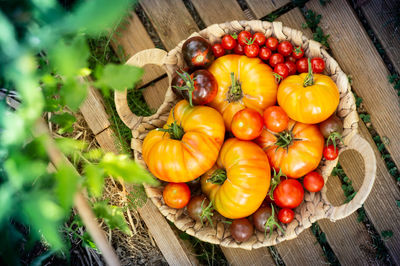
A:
[115,21,376,249]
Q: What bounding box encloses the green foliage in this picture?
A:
[381,230,393,240]
[310,223,339,265]
[302,10,330,49]
[388,74,400,97]
[0,0,159,263]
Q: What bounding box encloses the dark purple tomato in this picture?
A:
[182,36,214,69]
[230,218,254,242]
[319,115,343,138]
[187,195,210,222]
[171,69,189,99]
[252,206,276,233]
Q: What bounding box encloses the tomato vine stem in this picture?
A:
[172,70,196,106]
[208,168,227,185]
[228,72,243,102]
[303,58,314,87]
[157,109,185,140]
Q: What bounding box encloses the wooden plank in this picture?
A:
[277,8,378,265]
[111,12,165,86]
[245,0,290,19]
[191,0,246,25]
[339,121,400,264]
[276,229,327,265]
[139,0,199,50]
[141,77,169,110]
[80,86,110,135]
[306,0,400,170]
[361,0,400,73]
[222,248,275,266]
[80,86,199,266]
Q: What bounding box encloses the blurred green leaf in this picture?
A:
[48,36,89,77]
[0,184,14,223]
[60,77,88,112]
[22,192,64,249]
[83,148,104,161]
[55,138,87,155]
[100,153,158,186]
[93,201,131,236]
[67,0,133,36]
[95,64,144,91]
[85,164,105,197]
[1,111,26,146]
[55,164,79,210]
[50,112,77,134]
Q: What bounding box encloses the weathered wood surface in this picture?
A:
[80,88,198,265]
[245,0,290,19]
[191,0,246,25]
[139,0,199,51]
[222,248,275,266]
[80,86,110,135]
[340,121,400,264]
[306,0,400,170]
[361,0,400,73]
[276,8,379,265]
[141,77,169,110]
[111,12,165,86]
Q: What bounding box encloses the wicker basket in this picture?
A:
[115,21,376,249]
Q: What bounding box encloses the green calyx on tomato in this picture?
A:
[200,199,214,227]
[172,70,196,106]
[228,72,243,102]
[157,110,185,140]
[208,168,227,185]
[303,58,314,87]
[264,205,285,237]
[326,131,343,152]
[268,168,286,200]
[273,123,302,152]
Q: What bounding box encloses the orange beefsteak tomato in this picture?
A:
[208,55,277,131]
[201,138,271,219]
[142,100,225,182]
[256,119,324,178]
[277,72,339,124]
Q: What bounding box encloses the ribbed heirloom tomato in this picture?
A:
[201,138,271,219]
[208,55,278,130]
[142,100,225,182]
[256,119,324,178]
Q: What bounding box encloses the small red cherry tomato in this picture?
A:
[296,57,309,73]
[277,41,293,57]
[286,55,296,63]
[259,46,272,61]
[273,179,304,209]
[278,208,294,224]
[263,106,289,133]
[284,61,296,75]
[212,43,225,58]
[269,53,284,68]
[311,57,325,73]
[323,145,339,160]
[253,32,266,46]
[244,44,260,58]
[274,63,289,81]
[222,34,237,50]
[266,37,279,51]
[238,31,252,46]
[292,46,304,59]
[163,183,191,209]
[303,172,325,192]
[234,43,245,55]
[231,108,263,140]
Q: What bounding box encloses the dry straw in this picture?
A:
[115,21,376,249]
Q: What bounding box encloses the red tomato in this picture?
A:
[269,53,284,68]
[303,172,324,192]
[273,179,304,209]
[286,55,296,63]
[238,31,252,46]
[231,108,263,140]
[323,144,339,160]
[222,34,237,50]
[253,32,266,46]
[212,43,225,58]
[284,61,296,75]
[266,37,279,51]
[311,57,325,73]
[292,46,304,59]
[234,43,245,55]
[278,208,294,224]
[263,106,289,133]
[259,47,272,61]
[296,57,309,73]
[274,63,289,81]
[163,183,191,209]
[277,41,293,56]
[244,44,260,58]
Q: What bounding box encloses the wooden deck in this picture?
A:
[80,0,400,265]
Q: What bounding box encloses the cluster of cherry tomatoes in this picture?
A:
[212,31,326,82]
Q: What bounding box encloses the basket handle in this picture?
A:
[114,48,168,130]
[325,133,376,221]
